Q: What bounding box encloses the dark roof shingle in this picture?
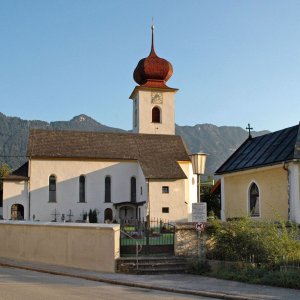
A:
[216,123,300,175]
[27,129,190,179]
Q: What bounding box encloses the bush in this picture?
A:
[88,209,98,223]
[207,217,300,268]
[187,258,211,274]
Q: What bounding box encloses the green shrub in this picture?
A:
[187,258,211,275]
[207,217,300,267]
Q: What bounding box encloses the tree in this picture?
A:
[201,184,221,218]
[0,163,11,190]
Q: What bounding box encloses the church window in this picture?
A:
[152,106,161,123]
[49,175,56,203]
[131,177,136,203]
[162,186,169,194]
[79,175,86,203]
[162,207,169,213]
[249,182,260,217]
[140,186,142,195]
[104,208,113,222]
[105,176,111,203]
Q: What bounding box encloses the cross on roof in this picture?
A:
[246,123,253,138]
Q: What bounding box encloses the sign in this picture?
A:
[195,222,205,232]
[192,203,207,222]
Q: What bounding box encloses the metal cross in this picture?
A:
[51,209,60,222]
[67,209,74,222]
[246,123,253,138]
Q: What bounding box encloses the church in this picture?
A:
[216,124,300,223]
[2,26,198,223]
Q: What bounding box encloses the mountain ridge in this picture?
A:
[0,112,269,175]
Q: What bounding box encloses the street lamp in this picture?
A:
[190,153,207,203]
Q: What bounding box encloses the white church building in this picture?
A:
[2,26,198,223]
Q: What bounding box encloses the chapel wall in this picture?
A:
[223,165,288,221]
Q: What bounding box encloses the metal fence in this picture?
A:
[120,218,175,256]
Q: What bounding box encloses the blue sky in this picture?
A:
[0,0,299,132]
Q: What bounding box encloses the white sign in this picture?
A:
[195,222,205,232]
[192,203,207,222]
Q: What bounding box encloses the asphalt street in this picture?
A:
[0,266,217,300]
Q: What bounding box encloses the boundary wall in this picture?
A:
[0,221,120,273]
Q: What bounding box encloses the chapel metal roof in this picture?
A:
[215,123,300,175]
[27,129,190,180]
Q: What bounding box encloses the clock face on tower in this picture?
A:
[151,92,163,104]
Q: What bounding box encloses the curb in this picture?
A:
[0,262,255,300]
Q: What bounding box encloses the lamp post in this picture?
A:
[190,153,207,203]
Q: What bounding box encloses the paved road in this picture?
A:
[0,266,217,300]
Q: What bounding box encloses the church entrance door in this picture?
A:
[11,204,24,220]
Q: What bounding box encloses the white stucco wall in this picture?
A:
[3,158,195,223]
[3,180,29,220]
[132,89,176,135]
[289,162,300,223]
[28,159,146,222]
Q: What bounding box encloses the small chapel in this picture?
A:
[2,26,198,223]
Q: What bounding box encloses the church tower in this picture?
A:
[129,24,178,135]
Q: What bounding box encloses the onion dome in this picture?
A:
[133,24,173,89]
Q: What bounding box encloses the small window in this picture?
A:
[140,186,143,195]
[79,175,86,203]
[105,176,111,203]
[162,207,169,213]
[162,186,169,194]
[152,107,161,123]
[249,183,260,217]
[49,175,56,203]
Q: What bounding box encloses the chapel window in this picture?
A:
[131,177,136,203]
[79,175,86,203]
[49,175,56,203]
[152,107,161,123]
[249,182,260,217]
[105,176,111,203]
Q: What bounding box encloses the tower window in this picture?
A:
[152,107,161,123]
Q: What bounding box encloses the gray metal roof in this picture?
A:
[216,123,300,175]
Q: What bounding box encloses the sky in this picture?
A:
[0,0,299,132]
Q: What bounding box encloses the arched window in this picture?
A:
[104,208,113,222]
[131,177,136,203]
[152,107,161,123]
[249,183,260,217]
[105,176,111,203]
[49,175,56,203]
[79,175,86,203]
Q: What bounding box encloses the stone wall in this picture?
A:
[0,221,120,272]
[175,222,207,257]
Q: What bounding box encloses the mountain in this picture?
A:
[0,112,268,176]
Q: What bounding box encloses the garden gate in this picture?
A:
[120,219,175,256]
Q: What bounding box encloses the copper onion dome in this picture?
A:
[133,24,173,88]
